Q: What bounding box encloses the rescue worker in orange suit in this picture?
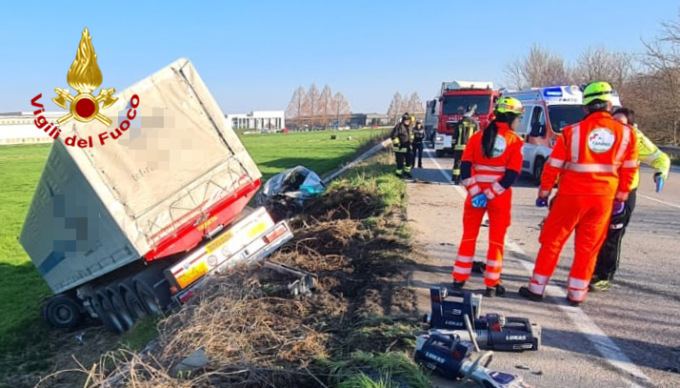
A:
[519,81,639,306]
[452,97,525,297]
[589,107,670,292]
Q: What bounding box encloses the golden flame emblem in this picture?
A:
[52,28,118,126]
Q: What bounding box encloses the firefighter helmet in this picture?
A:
[583,81,614,105]
[494,97,524,115]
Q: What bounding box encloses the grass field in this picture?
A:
[0,128,387,355]
[239,128,388,181]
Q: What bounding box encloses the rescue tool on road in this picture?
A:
[423,287,542,352]
[414,332,534,387]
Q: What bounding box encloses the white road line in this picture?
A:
[638,193,680,210]
[425,150,651,387]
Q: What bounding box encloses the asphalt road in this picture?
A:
[405,148,680,388]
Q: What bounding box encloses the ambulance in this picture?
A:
[501,85,621,184]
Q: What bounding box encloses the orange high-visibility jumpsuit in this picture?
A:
[453,122,523,287]
[528,111,638,302]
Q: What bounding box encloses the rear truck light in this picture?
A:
[170,285,178,295]
[178,289,195,304]
[264,224,287,244]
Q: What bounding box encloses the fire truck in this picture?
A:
[501,85,621,184]
[429,81,500,157]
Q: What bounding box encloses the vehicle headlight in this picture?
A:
[436,136,443,141]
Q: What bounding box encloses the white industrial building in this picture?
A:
[0,109,285,145]
[225,110,285,131]
[0,112,62,145]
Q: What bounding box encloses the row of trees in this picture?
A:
[386,92,425,124]
[503,11,680,144]
[286,84,351,129]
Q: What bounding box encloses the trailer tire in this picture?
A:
[107,286,135,331]
[120,280,147,320]
[133,268,171,316]
[533,157,545,185]
[43,294,83,329]
[435,150,444,157]
[95,291,125,334]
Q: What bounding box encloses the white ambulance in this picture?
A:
[501,85,621,184]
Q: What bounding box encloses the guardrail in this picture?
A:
[658,145,680,157]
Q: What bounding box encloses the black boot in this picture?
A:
[472,261,486,274]
[486,284,506,298]
[518,286,544,302]
[452,281,465,291]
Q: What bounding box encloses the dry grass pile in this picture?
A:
[37,169,422,388]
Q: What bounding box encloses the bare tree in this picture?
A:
[386,92,404,124]
[638,10,680,144]
[319,85,333,129]
[285,86,309,128]
[503,44,574,89]
[574,46,634,89]
[407,92,425,118]
[504,59,525,89]
[331,92,351,124]
[306,84,321,128]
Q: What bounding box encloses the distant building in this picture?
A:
[0,112,61,145]
[349,113,391,128]
[226,110,285,131]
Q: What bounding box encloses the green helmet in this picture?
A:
[583,81,614,105]
[495,97,524,115]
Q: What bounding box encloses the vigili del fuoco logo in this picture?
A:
[30,27,140,148]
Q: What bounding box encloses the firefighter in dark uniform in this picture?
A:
[451,105,479,184]
[391,113,414,178]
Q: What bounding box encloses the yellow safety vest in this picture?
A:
[632,126,670,189]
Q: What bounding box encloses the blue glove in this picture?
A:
[655,173,665,193]
[471,194,487,208]
[612,201,625,216]
[536,197,548,208]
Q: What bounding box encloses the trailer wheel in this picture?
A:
[120,281,147,320]
[435,150,444,157]
[43,294,83,329]
[107,286,135,331]
[95,291,125,334]
[533,157,545,185]
[133,268,171,316]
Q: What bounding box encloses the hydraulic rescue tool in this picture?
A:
[423,287,542,351]
[414,332,533,387]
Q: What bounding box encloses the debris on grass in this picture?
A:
[19,155,427,388]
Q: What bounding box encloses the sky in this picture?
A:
[0,1,678,115]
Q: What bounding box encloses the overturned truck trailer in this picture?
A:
[20,58,293,333]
